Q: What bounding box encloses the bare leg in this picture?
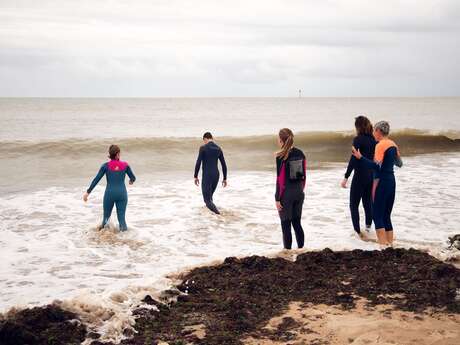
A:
[386,231,394,246]
[376,228,388,247]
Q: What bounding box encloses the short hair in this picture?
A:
[203,132,213,140]
[108,144,120,159]
[374,121,390,136]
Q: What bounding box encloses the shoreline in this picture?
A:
[1,248,459,345]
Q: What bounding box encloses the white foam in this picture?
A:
[1,153,459,341]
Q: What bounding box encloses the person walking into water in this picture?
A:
[83,145,136,231]
[352,121,402,248]
[275,128,307,250]
[341,116,376,239]
[194,132,227,214]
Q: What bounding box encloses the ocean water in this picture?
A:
[0,97,459,342]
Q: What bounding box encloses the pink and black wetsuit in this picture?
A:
[275,147,307,249]
[87,160,136,231]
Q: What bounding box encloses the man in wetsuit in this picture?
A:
[194,132,228,214]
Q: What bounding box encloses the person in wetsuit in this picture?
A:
[194,132,227,214]
[341,116,376,238]
[83,145,136,231]
[352,121,402,248]
[275,128,307,250]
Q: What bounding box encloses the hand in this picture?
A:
[276,201,283,211]
[351,146,362,160]
[222,180,227,188]
[194,177,200,186]
[129,180,134,185]
[341,178,348,188]
[83,192,89,202]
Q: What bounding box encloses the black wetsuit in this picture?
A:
[194,141,227,214]
[275,147,306,249]
[344,134,376,233]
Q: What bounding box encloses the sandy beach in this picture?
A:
[1,248,459,345]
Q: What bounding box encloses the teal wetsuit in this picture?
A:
[87,160,136,231]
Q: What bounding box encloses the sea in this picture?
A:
[1,97,459,342]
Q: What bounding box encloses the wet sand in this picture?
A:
[1,248,459,345]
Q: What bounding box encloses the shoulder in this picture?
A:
[101,162,108,169]
[292,147,305,158]
[378,139,397,150]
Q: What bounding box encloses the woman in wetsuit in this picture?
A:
[341,116,376,238]
[83,145,136,231]
[352,121,402,247]
[275,128,307,250]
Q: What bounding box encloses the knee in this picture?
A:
[292,217,302,226]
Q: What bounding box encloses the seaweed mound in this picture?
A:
[0,304,86,345]
[1,248,459,345]
[108,248,460,345]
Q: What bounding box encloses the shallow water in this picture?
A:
[1,97,459,342]
[1,152,459,342]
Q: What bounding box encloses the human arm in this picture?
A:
[343,137,360,187]
[84,164,107,201]
[194,146,204,185]
[275,157,284,211]
[351,147,381,171]
[219,150,228,186]
[345,137,360,176]
[302,157,307,191]
[395,152,403,168]
[126,165,136,184]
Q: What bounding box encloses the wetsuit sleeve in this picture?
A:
[126,165,136,182]
[219,150,228,180]
[359,156,381,173]
[345,137,360,178]
[395,155,403,168]
[194,146,204,178]
[302,157,307,190]
[275,157,282,201]
[87,164,107,193]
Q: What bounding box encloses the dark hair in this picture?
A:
[203,132,213,140]
[108,145,120,160]
[276,128,294,161]
[354,116,373,136]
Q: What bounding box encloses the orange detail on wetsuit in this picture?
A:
[374,139,398,163]
[372,138,398,201]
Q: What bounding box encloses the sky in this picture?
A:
[0,0,459,97]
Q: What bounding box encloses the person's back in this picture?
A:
[342,116,376,236]
[194,132,227,214]
[275,129,307,250]
[104,160,131,196]
[352,134,376,180]
[276,147,306,198]
[200,142,224,177]
[84,145,136,231]
[376,140,398,180]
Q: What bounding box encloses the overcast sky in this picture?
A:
[0,0,459,97]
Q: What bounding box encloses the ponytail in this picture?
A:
[276,128,294,161]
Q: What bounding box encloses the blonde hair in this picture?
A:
[276,128,294,161]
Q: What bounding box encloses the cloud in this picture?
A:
[0,0,459,96]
